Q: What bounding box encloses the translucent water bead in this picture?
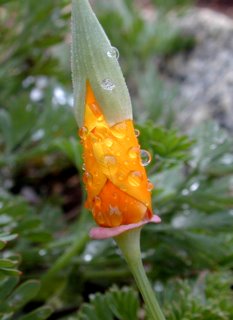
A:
[107,47,119,60]
[140,150,152,166]
[101,78,116,91]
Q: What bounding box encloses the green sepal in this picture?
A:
[71,0,132,127]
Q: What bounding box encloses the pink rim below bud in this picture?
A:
[89,215,161,239]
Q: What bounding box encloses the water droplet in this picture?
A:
[31,129,45,142]
[101,78,115,91]
[39,249,47,256]
[111,122,127,139]
[83,254,92,262]
[147,180,154,191]
[140,150,151,166]
[94,196,101,207]
[189,182,199,192]
[128,146,140,159]
[30,88,43,101]
[95,212,105,225]
[221,154,233,165]
[134,129,140,137]
[128,171,143,187]
[79,126,88,140]
[107,47,119,59]
[82,163,86,171]
[154,281,164,293]
[182,189,189,196]
[104,138,113,147]
[118,174,124,181]
[103,155,117,165]
[210,144,217,150]
[109,205,122,216]
[83,172,93,186]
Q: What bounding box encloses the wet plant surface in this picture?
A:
[0,0,233,319]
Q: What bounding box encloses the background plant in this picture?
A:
[0,0,232,319]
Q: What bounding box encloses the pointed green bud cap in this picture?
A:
[71,0,133,127]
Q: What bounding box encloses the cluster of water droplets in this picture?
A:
[101,47,120,92]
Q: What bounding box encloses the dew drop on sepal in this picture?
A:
[101,78,115,91]
[107,47,119,60]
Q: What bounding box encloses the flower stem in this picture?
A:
[115,227,166,320]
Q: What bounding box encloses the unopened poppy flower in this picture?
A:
[71,1,165,319]
[71,0,160,239]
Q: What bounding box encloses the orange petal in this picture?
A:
[79,82,153,227]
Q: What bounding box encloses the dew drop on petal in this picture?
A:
[147,180,154,191]
[140,149,151,166]
[109,205,122,216]
[128,146,140,159]
[103,155,117,165]
[94,196,101,208]
[111,122,127,139]
[128,171,143,187]
[112,192,118,199]
[118,173,124,181]
[82,163,86,171]
[95,212,105,225]
[83,172,93,187]
[107,47,119,60]
[101,79,115,91]
[134,129,140,137]
[104,138,113,147]
[79,126,88,140]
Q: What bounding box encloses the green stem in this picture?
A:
[115,228,166,320]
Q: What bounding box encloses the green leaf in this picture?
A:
[19,306,53,320]
[76,287,140,320]
[0,277,19,300]
[0,109,12,152]
[0,259,18,269]
[7,280,41,310]
[107,286,139,320]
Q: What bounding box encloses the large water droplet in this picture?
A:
[101,79,115,91]
[128,171,143,187]
[128,146,140,159]
[140,150,151,166]
[79,126,88,140]
[111,122,127,139]
[107,47,119,60]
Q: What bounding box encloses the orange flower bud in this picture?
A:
[79,82,154,228]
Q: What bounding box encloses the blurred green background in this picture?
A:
[0,0,233,319]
